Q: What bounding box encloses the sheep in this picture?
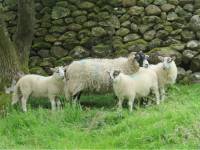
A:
[149,56,178,101]
[12,66,65,112]
[64,51,149,103]
[109,68,160,112]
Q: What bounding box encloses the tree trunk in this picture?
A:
[0,18,20,91]
[0,0,35,92]
[14,0,35,73]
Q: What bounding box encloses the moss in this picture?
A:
[114,49,129,57]
[56,56,74,65]
[124,39,148,49]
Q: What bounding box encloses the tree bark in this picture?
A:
[14,0,35,73]
[0,18,20,91]
[0,0,35,92]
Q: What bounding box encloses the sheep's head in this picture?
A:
[158,56,176,70]
[51,66,65,80]
[128,51,149,68]
[107,70,121,80]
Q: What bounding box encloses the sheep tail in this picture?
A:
[12,83,20,105]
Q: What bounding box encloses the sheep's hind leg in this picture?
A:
[160,87,165,101]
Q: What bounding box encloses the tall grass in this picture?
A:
[0,84,200,149]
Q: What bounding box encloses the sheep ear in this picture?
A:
[171,56,176,61]
[158,56,164,62]
[50,68,56,72]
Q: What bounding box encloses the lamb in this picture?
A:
[64,51,149,103]
[109,68,160,112]
[12,66,65,112]
[149,56,178,101]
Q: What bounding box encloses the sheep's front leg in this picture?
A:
[49,96,56,111]
[160,87,165,101]
[21,95,29,112]
[117,98,123,110]
[152,86,160,105]
[128,98,135,112]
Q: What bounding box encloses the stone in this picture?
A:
[190,72,200,83]
[195,0,200,9]
[123,34,141,42]
[67,23,82,31]
[64,18,74,24]
[51,7,70,19]
[37,49,50,58]
[39,60,53,67]
[79,1,95,9]
[32,42,51,49]
[128,6,144,15]
[137,0,153,7]
[45,35,57,43]
[168,0,179,5]
[153,0,167,5]
[181,30,195,41]
[41,0,56,7]
[130,23,138,32]
[183,50,198,64]
[52,19,64,25]
[143,30,156,41]
[121,21,131,27]
[83,21,97,28]
[179,0,194,5]
[161,4,175,12]
[30,67,47,76]
[187,40,199,49]
[148,38,162,49]
[29,56,41,67]
[191,54,200,72]
[107,15,120,29]
[148,47,182,65]
[170,43,185,51]
[167,12,178,21]
[56,1,68,7]
[139,24,154,34]
[143,16,161,23]
[116,28,130,36]
[145,5,161,16]
[75,15,87,24]
[91,27,106,37]
[156,30,169,39]
[71,10,87,17]
[92,44,111,57]
[177,67,187,82]
[49,26,66,33]
[70,46,89,58]
[189,15,200,31]
[125,39,148,52]
[122,0,136,7]
[57,56,74,65]
[183,4,194,12]
[59,31,76,41]
[51,46,68,58]
[119,14,130,23]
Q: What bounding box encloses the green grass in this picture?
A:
[0,84,200,149]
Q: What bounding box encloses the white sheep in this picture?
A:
[64,52,149,103]
[149,56,177,101]
[109,68,160,112]
[12,66,65,112]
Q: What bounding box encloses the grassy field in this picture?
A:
[0,84,200,149]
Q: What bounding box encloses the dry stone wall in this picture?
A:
[2,0,200,82]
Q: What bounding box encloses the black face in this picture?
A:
[135,51,146,67]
